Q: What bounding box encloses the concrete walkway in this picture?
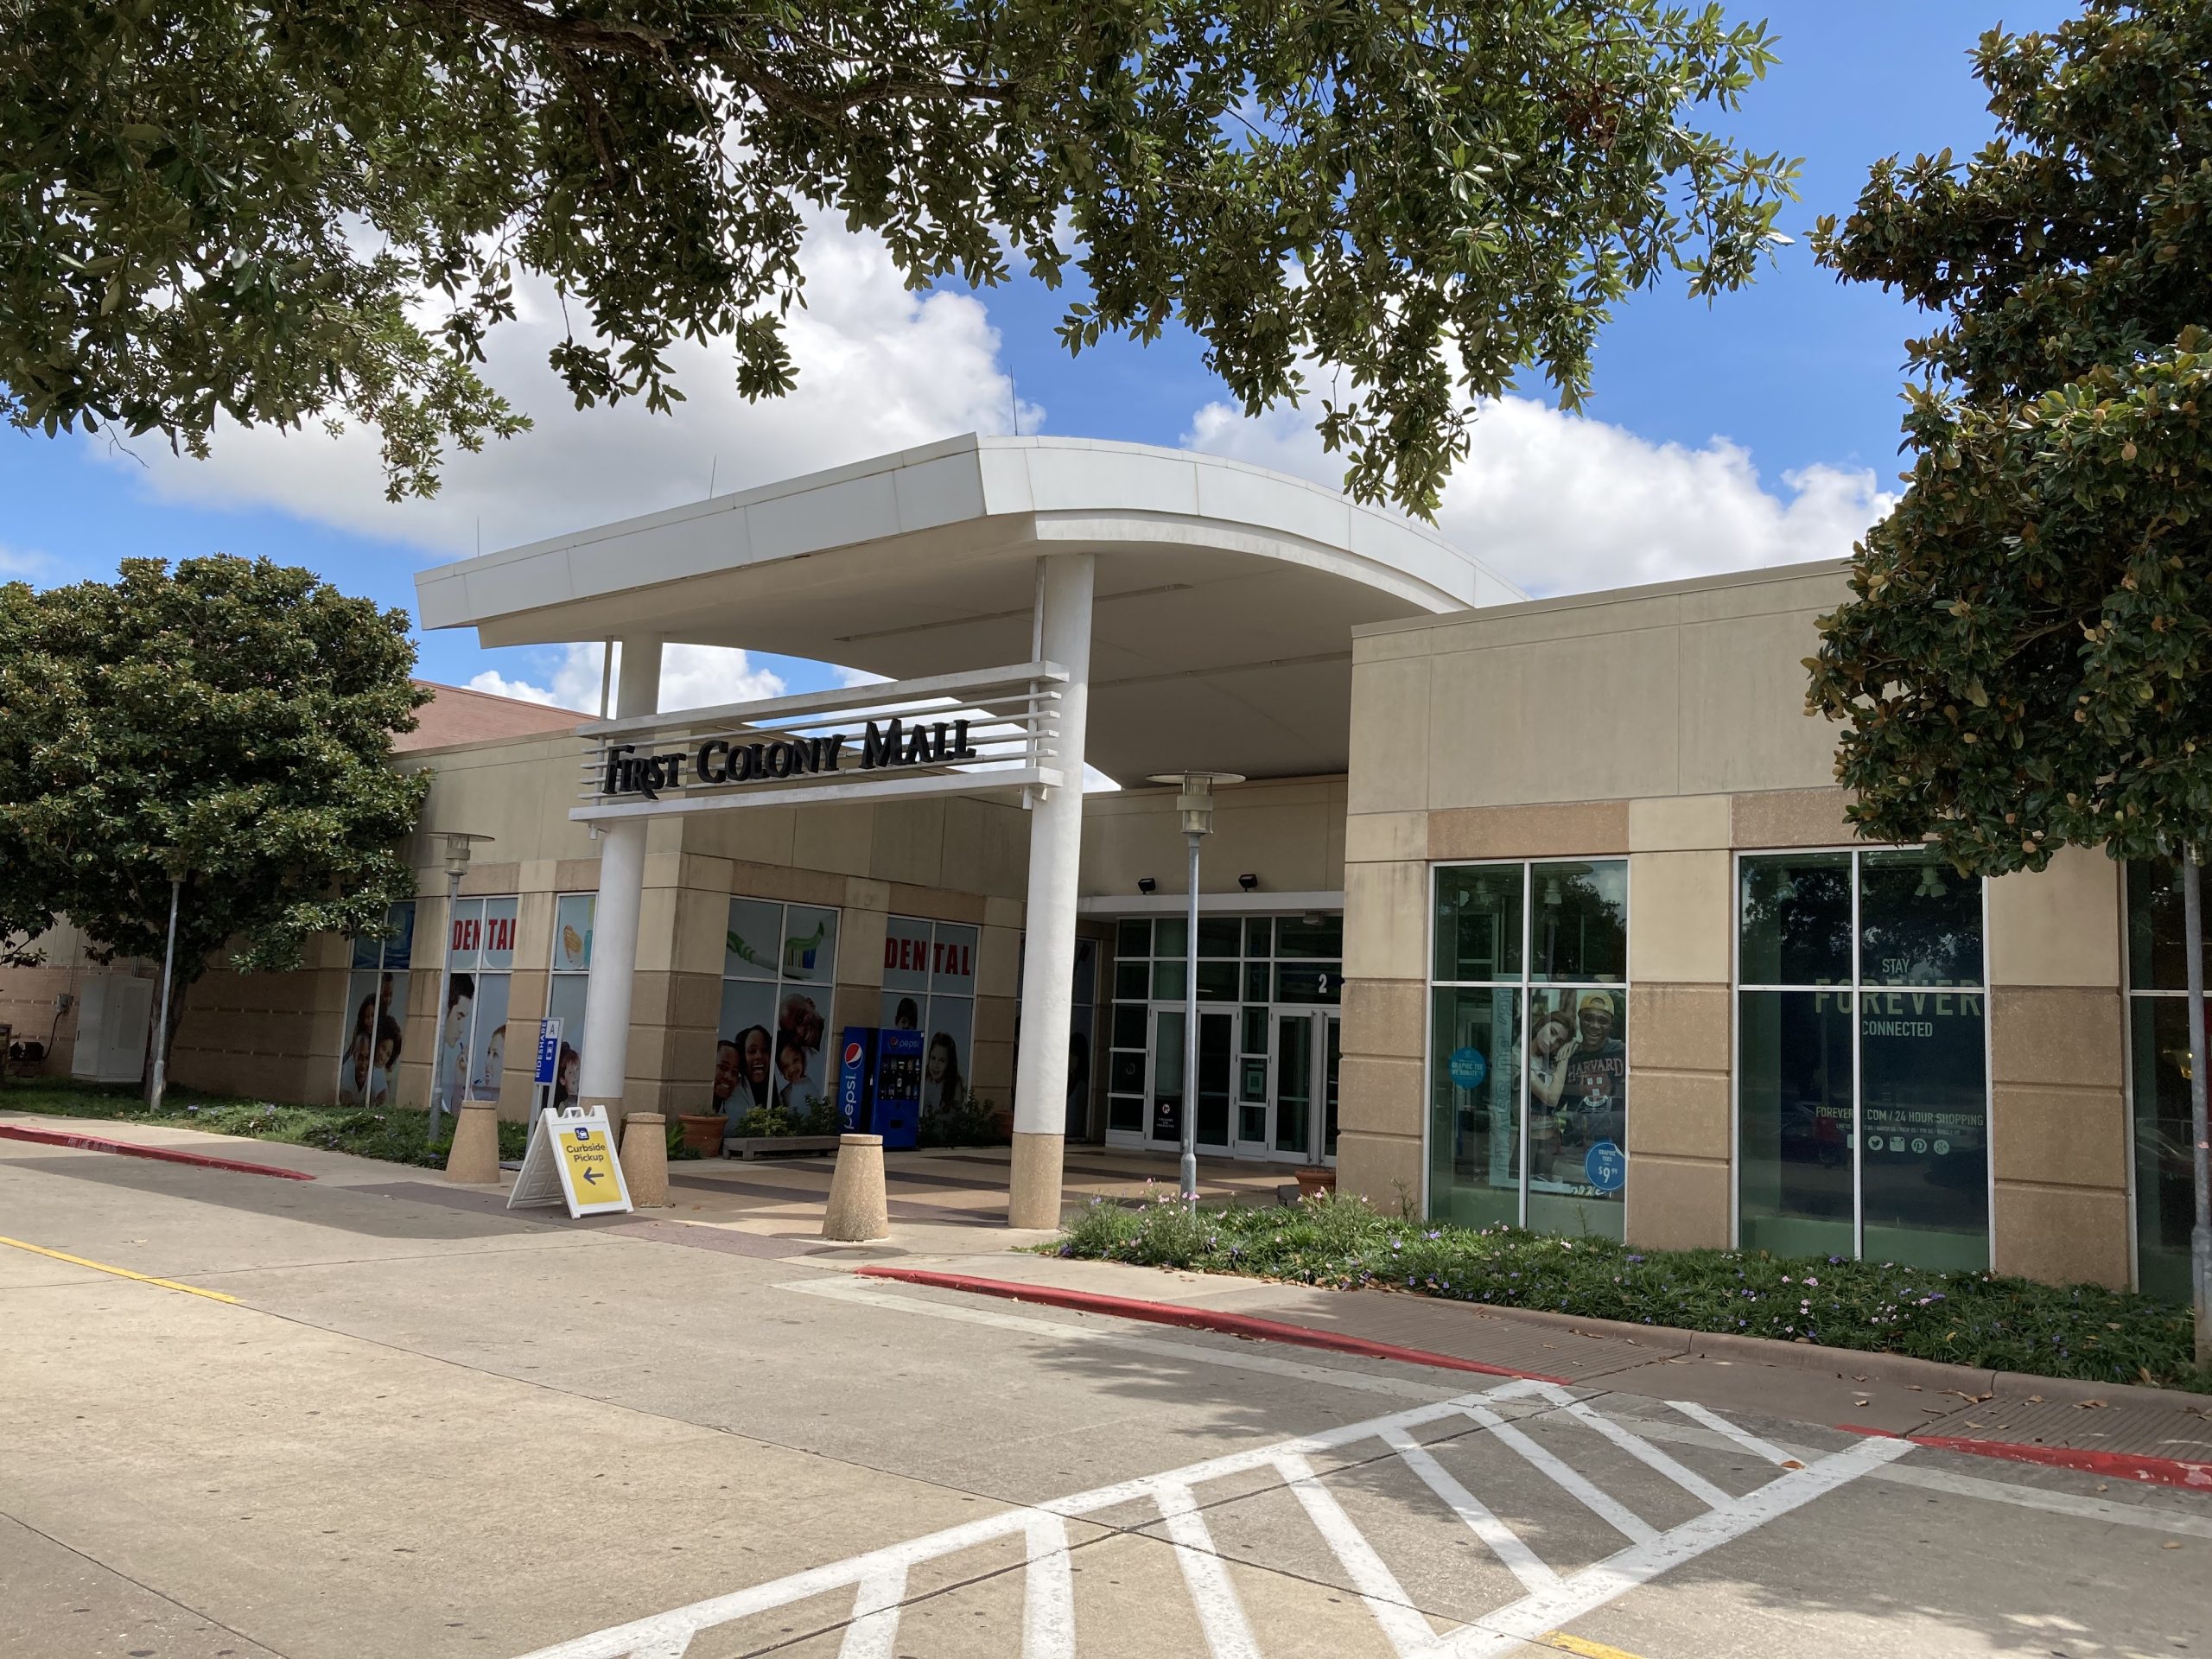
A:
[4,1111,2209,1659]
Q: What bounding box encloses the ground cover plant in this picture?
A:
[2,1079,529,1167]
[1056,1191,2210,1392]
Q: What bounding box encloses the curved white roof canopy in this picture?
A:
[414,435,1523,782]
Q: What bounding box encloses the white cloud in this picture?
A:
[0,543,50,577]
[1184,394,1892,598]
[96,221,1039,557]
[467,640,785,715]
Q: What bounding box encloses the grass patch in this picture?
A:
[0,1077,530,1167]
[1053,1192,2211,1393]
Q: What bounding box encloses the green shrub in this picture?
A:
[1052,1190,2210,1391]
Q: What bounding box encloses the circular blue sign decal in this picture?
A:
[1584,1141,1626,1192]
[1447,1047,1487,1090]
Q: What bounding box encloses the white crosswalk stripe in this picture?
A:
[511,1381,1912,1659]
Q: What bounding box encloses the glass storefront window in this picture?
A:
[545,893,593,1109]
[437,894,518,1109]
[1736,850,1988,1271]
[881,915,971,1123]
[339,901,415,1108]
[1428,861,1628,1240]
[712,898,843,1126]
[2125,861,2201,1300]
[1106,910,1344,1154]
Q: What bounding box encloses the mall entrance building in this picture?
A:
[3,435,2194,1294]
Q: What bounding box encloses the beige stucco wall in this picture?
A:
[1338,561,2137,1288]
[1081,777,1348,899]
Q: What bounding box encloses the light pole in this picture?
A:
[1147,772,1243,1203]
[428,830,495,1143]
[146,865,183,1113]
[2183,854,2210,1368]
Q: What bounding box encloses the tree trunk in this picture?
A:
[2185,855,2212,1370]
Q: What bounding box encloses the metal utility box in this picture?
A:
[836,1026,922,1150]
[71,976,155,1085]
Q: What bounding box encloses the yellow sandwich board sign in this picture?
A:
[507,1104,632,1217]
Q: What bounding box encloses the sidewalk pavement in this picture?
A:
[862,1249,2212,1488]
[10,1107,2210,1489]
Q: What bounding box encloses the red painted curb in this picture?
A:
[1840,1421,2210,1491]
[0,1123,316,1181]
[854,1266,1573,1385]
[1910,1434,2212,1491]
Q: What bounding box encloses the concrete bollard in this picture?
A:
[822,1134,889,1242]
[618,1111,670,1208]
[443,1102,502,1184]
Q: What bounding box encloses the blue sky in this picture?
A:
[1,1,2077,706]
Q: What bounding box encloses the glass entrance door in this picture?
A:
[1269,1010,1342,1164]
[1148,1007,1233,1152]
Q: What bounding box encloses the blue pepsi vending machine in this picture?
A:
[837,1026,923,1149]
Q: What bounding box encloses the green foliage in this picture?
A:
[918,1095,1002,1148]
[1,0,1797,516]
[0,556,429,1052]
[1056,1191,2210,1389]
[731,1098,842,1138]
[1807,3,2212,868]
[5,1079,529,1166]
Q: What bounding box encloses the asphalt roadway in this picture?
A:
[3,1130,2209,1659]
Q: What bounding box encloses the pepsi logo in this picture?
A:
[843,1041,863,1065]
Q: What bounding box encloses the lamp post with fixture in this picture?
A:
[1147,772,1243,1203]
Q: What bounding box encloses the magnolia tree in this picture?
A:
[1,0,1798,517]
[1806,3,2212,1355]
[0,557,429,1089]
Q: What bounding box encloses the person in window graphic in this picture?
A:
[923,1031,964,1117]
[893,997,920,1032]
[772,1030,814,1111]
[470,1021,505,1102]
[439,973,474,1106]
[779,991,824,1056]
[1561,990,1626,1156]
[368,1016,404,1109]
[340,1027,373,1107]
[1525,1003,1580,1183]
[552,1042,581,1110]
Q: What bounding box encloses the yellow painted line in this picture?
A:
[1535,1633,1649,1659]
[0,1234,238,1304]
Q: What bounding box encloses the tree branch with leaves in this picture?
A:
[3,0,1796,517]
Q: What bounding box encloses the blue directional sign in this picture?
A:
[534,1019,563,1086]
[1584,1140,1626,1193]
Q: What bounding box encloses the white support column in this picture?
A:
[578,639,662,1125]
[1008,553,1095,1229]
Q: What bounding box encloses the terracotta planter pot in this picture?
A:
[1294,1166,1337,1200]
[677,1113,728,1155]
[989,1109,1015,1144]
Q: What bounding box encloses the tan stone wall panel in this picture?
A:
[1341,979,1425,1063]
[1346,655,1431,817]
[1345,810,1427,867]
[1677,612,1844,797]
[1336,1131,1426,1219]
[1427,636,1680,807]
[1730,788,1853,849]
[1427,801,1630,862]
[1344,861,1429,983]
[1990,1085,2128,1191]
[1992,1184,2130,1288]
[1624,1156,1731,1252]
[1338,1052,1424,1143]
[1989,987,2125,1090]
[1627,795,1731,854]
[1986,847,2123,990]
[1626,983,1732,1075]
[1626,1070,1730,1163]
[1626,851,1732,985]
